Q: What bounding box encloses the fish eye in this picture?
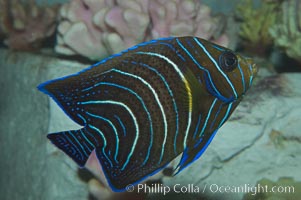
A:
[219,51,238,72]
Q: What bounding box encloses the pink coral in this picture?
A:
[0,0,59,50]
[56,0,229,60]
[149,0,229,46]
[56,0,150,60]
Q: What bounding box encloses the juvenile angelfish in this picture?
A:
[38,37,257,191]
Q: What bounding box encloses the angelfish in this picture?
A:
[38,37,257,191]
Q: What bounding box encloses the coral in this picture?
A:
[148,0,225,41]
[243,177,301,200]
[236,0,281,55]
[269,0,301,63]
[0,0,59,50]
[55,0,229,60]
[55,0,150,60]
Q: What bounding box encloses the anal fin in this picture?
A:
[174,130,218,175]
[47,128,95,167]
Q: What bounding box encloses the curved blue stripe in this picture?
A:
[64,132,84,161]
[152,42,186,61]
[110,68,168,166]
[77,113,87,124]
[247,63,254,86]
[81,140,92,153]
[193,114,202,139]
[88,124,113,167]
[211,44,226,51]
[218,102,233,128]
[85,129,99,146]
[238,63,246,93]
[79,129,93,151]
[209,102,223,130]
[82,80,153,166]
[114,115,126,137]
[193,37,238,99]
[176,38,228,102]
[80,100,139,171]
[128,60,180,155]
[86,112,119,163]
[68,131,89,157]
[199,98,218,137]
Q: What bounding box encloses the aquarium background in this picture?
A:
[0,0,301,200]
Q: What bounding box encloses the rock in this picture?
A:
[0,49,88,200]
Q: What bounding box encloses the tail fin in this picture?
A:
[47,128,95,167]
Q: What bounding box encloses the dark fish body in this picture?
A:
[38,36,257,191]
